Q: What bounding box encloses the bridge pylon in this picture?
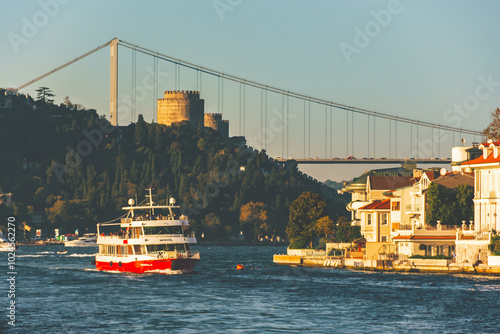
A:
[110,38,119,126]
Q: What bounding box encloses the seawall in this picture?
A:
[273,253,500,276]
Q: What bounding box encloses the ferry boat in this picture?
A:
[95,189,200,274]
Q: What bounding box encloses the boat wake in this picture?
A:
[67,253,95,257]
[147,269,184,275]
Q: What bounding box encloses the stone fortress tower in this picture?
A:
[157,91,204,129]
[204,113,229,138]
[157,90,229,137]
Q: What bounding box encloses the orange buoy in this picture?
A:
[236,264,245,270]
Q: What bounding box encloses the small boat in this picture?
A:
[56,249,68,254]
[95,189,200,274]
[0,233,12,252]
[64,233,97,247]
[0,242,12,252]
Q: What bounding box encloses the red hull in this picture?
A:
[96,258,199,274]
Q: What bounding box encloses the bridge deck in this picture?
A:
[274,158,451,164]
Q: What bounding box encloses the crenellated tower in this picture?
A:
[204,113,229,138]
[157,90,204,129]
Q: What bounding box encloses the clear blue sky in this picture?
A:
[2,0,500,181]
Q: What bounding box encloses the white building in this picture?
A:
[459,140,500,264]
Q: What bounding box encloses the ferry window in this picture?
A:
[134,245,142,255]
[173,244,186,251]
[144,226,168,235]
[147,244,169,253]
[143,226,182,235]
[166,226,182,234]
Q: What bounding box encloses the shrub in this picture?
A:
[489,234,500,256]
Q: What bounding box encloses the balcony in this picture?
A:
[405,204,422,214]
[398,224,413,231]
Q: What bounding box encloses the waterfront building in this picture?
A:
[349,175,413,259]
[389,172,473,260]
[458,140,500,264]
[342,164,414,226]
[357,199,394,259]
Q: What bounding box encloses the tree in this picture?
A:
[239,201,268,241]
[482,108,500,141]
[134,114,148,146]
[489,233,500,256]
[456,184,474,222]
[63,96,74,109]
[315,216,335,240]
[426,183,474,226]
[335,216,361,242]
[425,183,456,225]
[202,213,224,240]
[286,192,327,249]
[36,87,55,104]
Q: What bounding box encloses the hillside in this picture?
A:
[0,91,348,241]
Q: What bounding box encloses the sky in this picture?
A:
[2,0,500,182]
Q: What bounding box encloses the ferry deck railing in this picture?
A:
[98,231,196,240]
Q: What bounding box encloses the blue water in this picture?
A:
[2,245,500,333]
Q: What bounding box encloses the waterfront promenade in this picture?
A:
[273,250,500,276]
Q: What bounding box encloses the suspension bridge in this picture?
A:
[15,38,482,164]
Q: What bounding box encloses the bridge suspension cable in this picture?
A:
[15,39,113,91]
[116,39,481,136]
[15,37,483,142]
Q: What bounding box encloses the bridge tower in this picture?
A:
[110,38,119,126]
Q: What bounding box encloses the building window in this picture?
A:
[391,201,400,211]
[367,213,372,226]
[381,236,388,242]
[380,213,388,225]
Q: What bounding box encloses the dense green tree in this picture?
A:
[239,201,268,241]
[456,184,474,222]
[315,216,335,241]
[134,114,148,146]
[426,183,474,226]
[35,87,55,104]
[489,233,500,256]
[286,192,327,249]
[335,216,361,243]
[0,92,347,236]
[426,183,457,225]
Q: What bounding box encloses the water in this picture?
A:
[2,245,500,333]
